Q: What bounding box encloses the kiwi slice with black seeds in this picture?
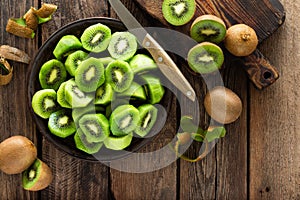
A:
[116,82,147,101]
[98,57,115,67]
[79,113,110,143]
[75,57,105,92]
[105,99,129,118]
[39,59,67,90]
[94,83,113,105]
[187,42,224,74]
[57,82,72,109]
[72,103,104,125]
[53,35,82,60]
[190,15,227,43]
[162,0,196,26]
[80,23,112,53]
[103,133,133,151]
[31,89,59,119]
[135,104,158,137]
[65,50,89,76]
[48,109,76,138]
[105,60,134,93]
[109,105,140,136]
[74,129,103,154]
[108,32,137,61]
[129,54,157,74]
[141,75,165,104]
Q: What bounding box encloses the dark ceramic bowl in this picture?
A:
[28,17,170,162]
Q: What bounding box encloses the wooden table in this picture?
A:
[0,0,299,199]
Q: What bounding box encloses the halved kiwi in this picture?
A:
[65,50,89,76]
[109,105,140,136]
[108,32,137,61]
[94,83,113,105]
[31,89,59,119]
[57,82,72,109]
[103,133,133,151]
[80,23,112,53]
[141,75,165,104]
[162,0,196,26]
[74,129,103,154]
[39,59,67,90]
[190,15,227,43]
[187,42,224,74]
[135,104,158,137]
[129,54,157,74]
[75,57,105,92]
[116,81,147,101]
[53,35,82,60]
[48,109,76,138]
[105,60,134,93]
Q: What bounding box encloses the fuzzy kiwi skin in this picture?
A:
[0,136,37,174]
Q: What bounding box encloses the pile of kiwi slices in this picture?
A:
[31,23,166,155]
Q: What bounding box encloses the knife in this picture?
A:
[108,0,196,102]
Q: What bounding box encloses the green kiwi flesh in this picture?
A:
[80,23,112,53]
[74,129,103,154]
[135,104,158,137]
[98,57,115,67]
[75,57,105,92]
[109,105,140,136]
[72,104,105,125]
[162,0,196,26]
[65,50,89,76]
[116,82,147,101]
[141,75,165,104]
[32,89,59,119]
[53,35,82,60]
[103,133,133,150]
[79,113,110,143]
[56,82,72,108]
[48,109,76,138]
[129,54,157,74]
[94,83,113,105]
[39,59,67,90]
[108,32,137,61]
[187,42,224,74]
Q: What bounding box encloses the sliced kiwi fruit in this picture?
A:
[72,103,104,125]
[64,79,93,108]
[53,35,82,60]
[98,57,115,67]
[129,54,157,74]
[116,82,147,101]
[75,57,105,92]
[105,99,129,118]
[74,129,103,154]
[79,113,110,143]
[109,105,140,136]
[187,42,224,74]
[65,50,89,76]
[162,0,196,26]
[48,109,76,138]
[190,15,227,43]
[22,158,53,191]
[80,23,112,53]
[31,89,59,119]
[141,75,165,104]
[105,60,134,93]
[108,32,137,61]
[39,59,67,90]
[56,82,72,109]
[94,83,113,105]
[135,104,158,137]
[103,133,133,151]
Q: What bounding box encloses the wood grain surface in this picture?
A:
[0,0,299,200]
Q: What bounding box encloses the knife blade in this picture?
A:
[108,0,196,101]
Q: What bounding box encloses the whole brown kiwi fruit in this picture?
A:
[204,86,242,124]
[0,135,37,174]
[224,24,258,56]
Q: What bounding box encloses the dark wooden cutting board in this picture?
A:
[133,0,286,89]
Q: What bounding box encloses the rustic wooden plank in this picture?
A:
[249,1,300,199]
[0,0,39,199]
[39,0,110,199]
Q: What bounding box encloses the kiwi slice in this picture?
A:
[135,104,158,137]
[105,60,134,93]
[129,54,157,74]
[94,83,113,105]
[116,82,147,101]
[74,129,103,154]
[108,32,137,61]
[53,35,82,60]
[79,113,110,143]
[103,133,133,151]
[75,57,105,92]
[31,89,59,119]
[162,0,196,26]
[187,42,224,74]
[105,99,129,118]
[57,82,72,109]
[22,158,53,191]
[64,79,93,108]
[141,75,165,104]
[48,109,76,138]
[65,50,89,76]
[39,59,67,90]
[190,15,227,43]
[98,57,115,67]
[80,23,112,53]
[109,105,140,136]
[72,104,104,125]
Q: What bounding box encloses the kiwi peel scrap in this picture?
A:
[0,58,13,86]
[6,18,35,39]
